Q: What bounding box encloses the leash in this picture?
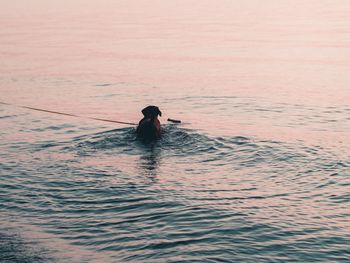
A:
[0,101,182,125]
[0,101,138,126]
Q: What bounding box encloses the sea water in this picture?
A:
[0,0,349,262]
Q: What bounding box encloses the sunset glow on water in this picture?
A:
[1,1,349,262]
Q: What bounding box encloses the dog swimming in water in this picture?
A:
[136,106,162,139]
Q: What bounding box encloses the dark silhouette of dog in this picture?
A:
[136,106,162,139]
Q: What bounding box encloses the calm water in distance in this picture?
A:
[0,0,349,262]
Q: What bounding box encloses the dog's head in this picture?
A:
[142,106,162,118]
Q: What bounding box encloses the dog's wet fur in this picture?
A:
[136,106,162,139]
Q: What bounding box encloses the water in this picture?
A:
[1,0,350,262]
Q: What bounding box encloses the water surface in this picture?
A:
[1,0,349,262]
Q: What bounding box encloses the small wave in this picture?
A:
[65,125,333,173]
[95,83,113,87]
[0,115,17,119]
[2,125,349,262]
[0,230,53,263]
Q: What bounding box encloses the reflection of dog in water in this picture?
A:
[136,106,162,139]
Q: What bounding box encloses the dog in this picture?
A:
[136,106,162,139]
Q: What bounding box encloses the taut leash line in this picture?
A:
[0,101,138,126]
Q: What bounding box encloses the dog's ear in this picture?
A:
[157,108,162,117]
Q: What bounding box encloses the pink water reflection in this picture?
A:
[0,2,349,257]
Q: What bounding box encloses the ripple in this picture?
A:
[1,125,349,262]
